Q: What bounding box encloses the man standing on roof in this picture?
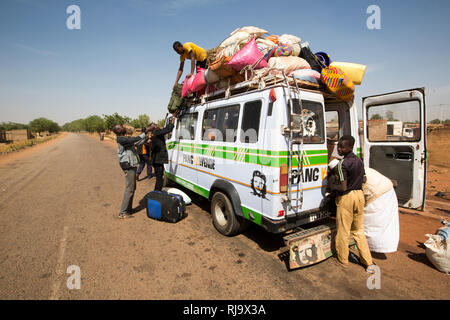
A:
[173,41,208,90]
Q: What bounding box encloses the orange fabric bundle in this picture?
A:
[209,56,237,79]
[266,35,279,45]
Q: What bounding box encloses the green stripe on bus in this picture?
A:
[241,206,262,226]
[165,171,210,198]
[167,141,328,167]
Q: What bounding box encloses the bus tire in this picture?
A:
[211,192,241,237]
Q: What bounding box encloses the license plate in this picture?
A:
[309,211,328,223]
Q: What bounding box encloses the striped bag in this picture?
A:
[321,66,355,103]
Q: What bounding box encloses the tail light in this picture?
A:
[280,164,288,193]
[278,210,285,217]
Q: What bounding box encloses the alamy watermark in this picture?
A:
[66,265,81,290]
[66,5,81,30]
[367,5,382,30]
[366,265,381,290]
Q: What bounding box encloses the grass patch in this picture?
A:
[0,134,60,154]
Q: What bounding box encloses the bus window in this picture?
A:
[177,113,198,140]
[202,105,240,142]
[325,111,339,142]
[367,100,420,142]
[291,99,325,144]
[240,100,262,143]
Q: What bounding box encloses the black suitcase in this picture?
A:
[145,190,185,223]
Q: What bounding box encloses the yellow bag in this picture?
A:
[330,62,367,85]
[321,66,355,103]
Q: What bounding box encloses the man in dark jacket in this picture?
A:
[148,118,175,191]
[136,127,153,181]
[113,124,149,219]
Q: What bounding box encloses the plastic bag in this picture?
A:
[424,234,450,274]
[268,56,311,75]
[226,38,268,72]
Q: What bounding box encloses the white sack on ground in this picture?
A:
[364,188,400,253]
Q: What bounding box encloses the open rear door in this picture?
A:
[363,88,427,210]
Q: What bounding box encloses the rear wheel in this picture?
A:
[211,192,242,237]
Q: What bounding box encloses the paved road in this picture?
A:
[0,133,448,299]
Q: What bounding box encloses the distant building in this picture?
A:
[387,121,403,136]
[4,129,33,143]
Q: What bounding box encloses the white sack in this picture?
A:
[278,34,302,45]
[230,26,268,38]
[364,188,400,253]
[424,234,450,274]
[219,31,251,48]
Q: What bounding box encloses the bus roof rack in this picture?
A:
[184,73,346,106]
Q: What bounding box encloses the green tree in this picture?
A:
[0,122,29,131]
[29,117,60,134]
[130,114,150,129]
[103,113,131,130]
[444,119,450,124]
[84,115,106,133]
[370,114,383,120]
[430,119,442,124]
[157,119,166,128]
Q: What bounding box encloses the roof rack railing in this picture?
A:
[186,73,324,105]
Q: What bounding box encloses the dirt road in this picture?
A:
[0,133,448,300]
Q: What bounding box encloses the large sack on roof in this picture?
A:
[190,68,207,93]
[217,43,241,60]
[181,75,195,98]
[205,68,220,84]
[230,26,268,38]
[268,56,311,75]
[290,69,321,83]
[278,34,301,45]
[227,38,268,72]
[209,56,237,78]
[219,31,251,48]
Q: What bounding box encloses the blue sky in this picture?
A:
[1,0,450,125]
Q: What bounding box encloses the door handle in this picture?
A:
[393,152,413,161]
